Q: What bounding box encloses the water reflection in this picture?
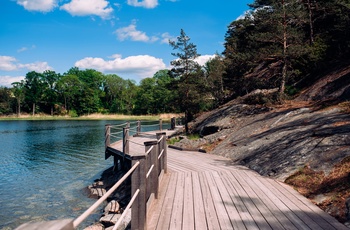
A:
[0,120,117,229]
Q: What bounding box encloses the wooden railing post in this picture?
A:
[131,156,147,230]
[105,124,111,160]
[122,127,129,170]
[105,124,110,150]
[137,120,141,135]
[159,119,162,131]
[145,141,159,200]
[157,132,167,174]
[123,127,130,155]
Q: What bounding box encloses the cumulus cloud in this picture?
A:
[16,0,57,12]
[115,21,158,42]
[75,54,166,80]
[0,75,25,87]
[0,56,53,72]
[195,54,217,66]
[127,0,158,9]
[160,32,175,44]
[60,0,113,19]
[18,62,53,72]
[0,56,18,71]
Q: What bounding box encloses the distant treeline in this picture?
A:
[1,0,349,118]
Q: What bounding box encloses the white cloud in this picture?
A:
[18,62,53,72]
[127,0,158,9]
[0,56,53,72]
[75,54,166,80]
[195,54,217,66]
[60,0,114,19]
[16,0,57,12]
[17,45,36,53]
[0,56,18,71]
[115,22,158,42]
[0,75,25,87]
[160,32,175,44]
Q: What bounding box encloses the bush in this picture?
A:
[69,110,78,117]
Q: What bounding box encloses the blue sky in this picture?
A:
[0,0,251,87]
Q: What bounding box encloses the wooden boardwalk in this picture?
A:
[110,130,348,230]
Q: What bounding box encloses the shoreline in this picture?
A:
[0,113,183,121]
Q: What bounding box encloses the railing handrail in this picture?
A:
[112,189,140,230]
[73,161,140,228]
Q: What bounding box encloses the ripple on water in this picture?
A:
[0,120,115,229]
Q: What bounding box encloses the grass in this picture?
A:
[167,137,181,145]
[285,156,350,223]
[187,133,200,140]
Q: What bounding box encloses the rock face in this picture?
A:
[187,102,350,181]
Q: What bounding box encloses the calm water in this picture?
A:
[0,120,119,229]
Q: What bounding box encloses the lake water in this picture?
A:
[0,120,167,229]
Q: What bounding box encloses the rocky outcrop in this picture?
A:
[188,104,350,181]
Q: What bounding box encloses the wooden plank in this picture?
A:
[210,171,246,230]
[220,171,259,230]
[147,172,171,230]
[182,172,195,230]
[198,172,221,230]
[265,177,333,229]
[204,171,233,229]
[240,170,309,230]
[239,170,298,230]
[169,172,185,230]
[155,173,178,230]
[233,170,282,230]
[229,170,271,229]
[271,179,348,230]
[191,172,208,230]
[254,175,317,230]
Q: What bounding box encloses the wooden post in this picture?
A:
[122,127,129,170]
[159,119,162,131]
[105,124,110,151]
[131,156,147,230]
[145,140,159,200]
[105,124,111,160]
[137,120,141,135]
[171,117,176,130]
[157,132,167,174]
[123,127,130,155]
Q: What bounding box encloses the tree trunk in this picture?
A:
[32,103,35,116]
[17,99,21,117]
[306,0,315,44]
[280,0,287,96]
[185,110,189,134]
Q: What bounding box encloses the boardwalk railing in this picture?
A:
[16,121,170,230]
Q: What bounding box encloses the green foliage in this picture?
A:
[223,0,350,100]
[68,110,78,117]
[167,137,181,145]
[187,134,200,140]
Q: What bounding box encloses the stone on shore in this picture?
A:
[83,222,104,230]
[104,200,120,214]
